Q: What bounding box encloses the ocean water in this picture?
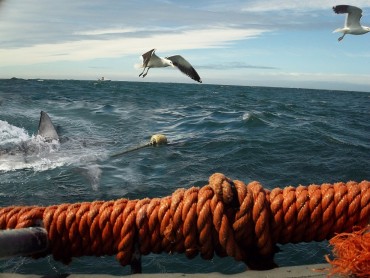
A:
[0,78,369,275]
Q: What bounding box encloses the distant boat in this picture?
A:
[97,77,111,82]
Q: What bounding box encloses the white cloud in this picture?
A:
[74,28,145,36]
[0,27,268,66]
[74,26,187,36]
[242,0,370,12]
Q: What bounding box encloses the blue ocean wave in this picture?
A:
[0,79,369,275]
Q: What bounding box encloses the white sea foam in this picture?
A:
[0,120,30,145]
[242,112,251,121]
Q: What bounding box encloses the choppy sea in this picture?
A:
[0,78,369,275]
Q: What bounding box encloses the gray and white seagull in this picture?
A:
[333,5,370,41]
[138,49,202,83]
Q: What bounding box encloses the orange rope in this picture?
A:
[1,173,369,271]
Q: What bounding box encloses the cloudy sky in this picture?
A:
[1,0,370,91]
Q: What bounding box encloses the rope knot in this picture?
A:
[209,173,238,207]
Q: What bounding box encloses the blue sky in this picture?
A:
[1,0,370,91]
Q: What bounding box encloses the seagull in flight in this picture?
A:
[333,5,370,41]
[138,49,202,83]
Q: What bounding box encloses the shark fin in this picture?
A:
[37,111,59,142]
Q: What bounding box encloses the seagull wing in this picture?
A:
[166,55,202,83]
[141,49,156,67]
[333,5,362,28]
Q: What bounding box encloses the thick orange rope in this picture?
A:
[0,173,369,271]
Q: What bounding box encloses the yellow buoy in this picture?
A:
[150,134,168,146]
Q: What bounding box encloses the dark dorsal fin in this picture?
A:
[37,111,59,142]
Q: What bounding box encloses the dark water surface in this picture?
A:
[0,79,369,275]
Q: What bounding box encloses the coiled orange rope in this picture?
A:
[0,173,369,272]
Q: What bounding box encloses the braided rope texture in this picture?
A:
[1,173,369,270]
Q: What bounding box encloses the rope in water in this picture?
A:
[0,173,369,271]
[110,134,168,158]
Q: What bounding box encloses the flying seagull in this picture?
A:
[333,5,370,41]
[138,49,202,83]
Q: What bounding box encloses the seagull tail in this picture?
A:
[134,63,143,69]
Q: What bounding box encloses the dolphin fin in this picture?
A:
[37,111,59,142]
